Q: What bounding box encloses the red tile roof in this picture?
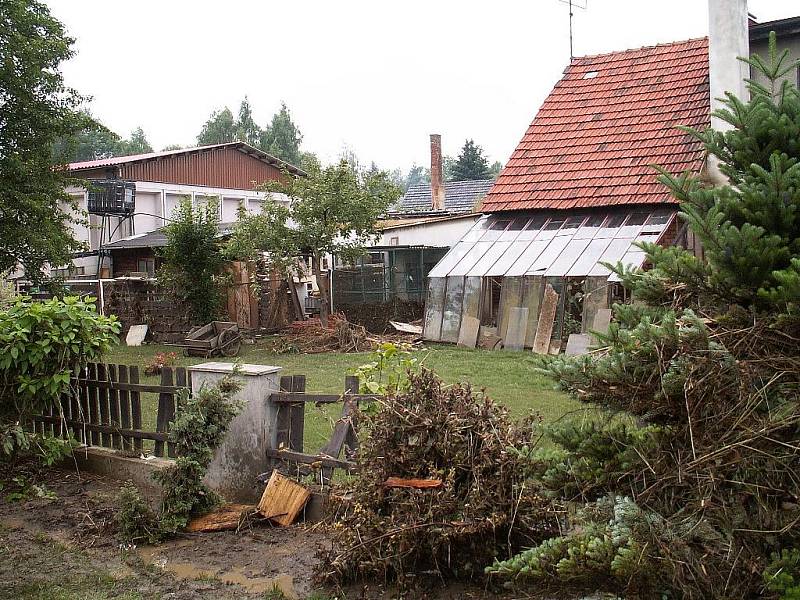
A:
[481,37,709,213]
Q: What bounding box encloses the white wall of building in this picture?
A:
[377,215,479,249]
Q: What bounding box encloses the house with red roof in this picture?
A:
[422,12,800,350]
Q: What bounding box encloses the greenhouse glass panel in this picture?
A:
[440,276,465,343]
[427,241,474,278]
[527,236,571,274]
[556,214,587,235]
[462,216,491,242]
[616,211,650,238]
[449,241,492,276]
[517,215,550,241]
[545,238,592,276]
[574,213,607,239]
[482,219,513,241]
[488,239,533,276]
[588,238,634,276]
[596,212,627,238]
[423,277,446,341]
[567,238,613,276]
[467,241,511,276]
[506,239,549,276]
[608,249,647,282]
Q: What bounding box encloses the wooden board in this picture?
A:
[457,316,480,348]
[186,504,255,532]
[503,307,529,351]
[532,284,559,355]
[384,477,442,489]
[257,470,311,527]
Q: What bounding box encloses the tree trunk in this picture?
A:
[314,253,331,327]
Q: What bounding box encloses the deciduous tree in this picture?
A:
[0,0,89,283]
[228,161,401,326]
[197,107,237,146]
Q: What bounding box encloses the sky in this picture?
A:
[45,0,799,173]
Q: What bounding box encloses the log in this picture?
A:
[185,504,255,532]
[257,470,311,527]
[383,477,443,489]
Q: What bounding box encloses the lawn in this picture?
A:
[105,339,589,450]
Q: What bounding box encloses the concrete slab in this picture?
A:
[125,324,148,347]
[592,308,612,335]
[565,333,592,355]
[457,316,480,348]
[189,362,281,376]
[67,446,170,497]
[504,307,529,351]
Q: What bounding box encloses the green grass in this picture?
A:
[105,340,587,451]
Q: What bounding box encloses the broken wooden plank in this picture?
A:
[383,477,442,489]
[265,448,357,471]
[257,470,311,527]
[389,320,423,335]
[186,504,255,532]
[532,284,559,354]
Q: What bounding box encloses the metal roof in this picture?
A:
[67,142,306,177]
[396,180,495,214]
[105,221,237,250]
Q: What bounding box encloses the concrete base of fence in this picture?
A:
[68,446,171,496]
[190,362,282,503]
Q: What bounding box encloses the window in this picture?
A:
[137,259,156,275]
[51,265,85,278]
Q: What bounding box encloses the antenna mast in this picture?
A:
[558,0,587,60]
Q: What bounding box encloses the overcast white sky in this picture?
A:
[45,0,799,172]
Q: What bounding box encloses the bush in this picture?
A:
[0,296,119,460]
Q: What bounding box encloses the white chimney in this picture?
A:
[708,0,750,130]
[707,0,750,183]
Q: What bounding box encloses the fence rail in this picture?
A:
[268,374,363,481]
[31,363,189,458]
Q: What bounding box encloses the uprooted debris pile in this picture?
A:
[267,313,421,354]
[321,368,559,588]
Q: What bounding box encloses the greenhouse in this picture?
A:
[422,208,677,348]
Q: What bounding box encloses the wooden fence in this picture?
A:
[31,363,189,458]
[268,374,379,481]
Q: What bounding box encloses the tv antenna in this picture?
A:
[558,0,587,61]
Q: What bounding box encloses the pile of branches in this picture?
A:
[322,369,559,589]
[274,313,418,354]
[497,306,800,598]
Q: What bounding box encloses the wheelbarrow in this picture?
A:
[172,321,242,358]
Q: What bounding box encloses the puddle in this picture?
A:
[138,545,297,598]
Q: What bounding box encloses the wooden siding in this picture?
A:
[75,146,285,190]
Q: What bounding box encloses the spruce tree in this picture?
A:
[489,34,800,599]
[450,139,492,181]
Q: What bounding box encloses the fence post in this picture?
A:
[190,362,282,502]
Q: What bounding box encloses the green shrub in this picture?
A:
[0,296,119,460]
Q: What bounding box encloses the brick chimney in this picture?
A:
[430,134,446,210]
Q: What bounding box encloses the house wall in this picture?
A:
[377,215,479,248]
[750,33,800,89]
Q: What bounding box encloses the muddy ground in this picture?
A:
[0,468,579,600]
